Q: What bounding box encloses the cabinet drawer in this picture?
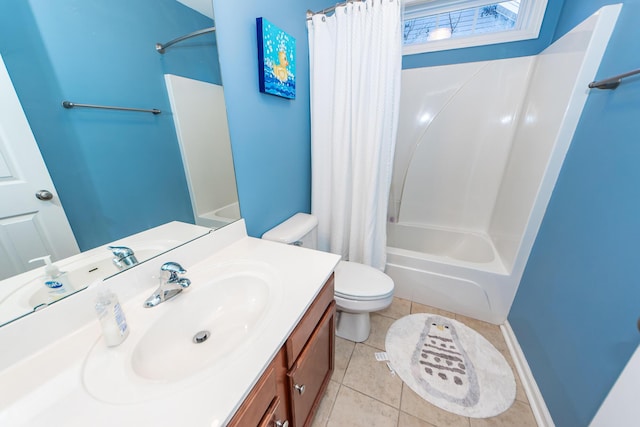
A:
[287,302,335,427]
[228,365,277,427]
[286,274,334,368]
[258,396,287,427]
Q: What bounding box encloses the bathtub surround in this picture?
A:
[385,5,621,324]
[164,74,240,229]
[386,313,515,418]
[308,0,402,269]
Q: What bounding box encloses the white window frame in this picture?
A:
[402,0,548,56]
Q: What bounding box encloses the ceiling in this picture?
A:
[176,0,214,19]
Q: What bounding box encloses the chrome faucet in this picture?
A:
[143,262,191,308]
[108,245,138,270]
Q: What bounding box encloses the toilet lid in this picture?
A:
[334,261,394,301]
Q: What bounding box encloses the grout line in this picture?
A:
[397,383,406,427]
[341,383,401,413]
[323,383,341,427]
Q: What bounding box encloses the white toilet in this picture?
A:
[262,213,394,342]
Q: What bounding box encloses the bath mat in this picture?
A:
[385,313,515,418]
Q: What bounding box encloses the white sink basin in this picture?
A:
[131,272,271,381]
[83,260,283,404]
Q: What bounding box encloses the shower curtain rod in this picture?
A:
[156,26,215,54]
[306,0,366,19]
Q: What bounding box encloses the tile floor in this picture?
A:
[310,298,539,427]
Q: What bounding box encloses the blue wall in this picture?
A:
[403,0,565,69]
[0,0,221,251]
[212,0,332,238]
[509,1,640,425]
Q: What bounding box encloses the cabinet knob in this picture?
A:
[294,383,306,395]
[275,421,289,427]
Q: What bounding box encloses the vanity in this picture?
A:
[0,220,340,426]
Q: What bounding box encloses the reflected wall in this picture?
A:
[0,0,221,250]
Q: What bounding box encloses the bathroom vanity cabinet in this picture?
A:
[0,221,342,426]
[229,274,335,427]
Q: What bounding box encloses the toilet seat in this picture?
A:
[334,261,394,301]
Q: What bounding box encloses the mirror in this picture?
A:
[0,0,239,325]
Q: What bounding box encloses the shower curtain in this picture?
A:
[307,0,402,270]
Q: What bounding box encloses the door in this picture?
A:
[590,342,640,426]
[0,54,79,280]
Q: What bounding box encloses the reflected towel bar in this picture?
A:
[156,27,215,54]
[62,101,161,115]
[588,68,640,90]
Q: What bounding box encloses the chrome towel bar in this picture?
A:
[62,101,161,115]
[588,68,640,90]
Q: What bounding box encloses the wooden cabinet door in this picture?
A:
[287,302,335,427]
[227,365,277,427]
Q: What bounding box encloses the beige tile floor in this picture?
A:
[311,298,538,427]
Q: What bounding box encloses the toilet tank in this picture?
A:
[261,213,318,249]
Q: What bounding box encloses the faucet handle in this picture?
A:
[161,262,187,283]
[108,245,138,269]
[161,261,186,274]
[108,245,134,258]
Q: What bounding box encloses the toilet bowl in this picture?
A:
[262,213,394,342]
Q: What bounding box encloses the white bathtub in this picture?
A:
[385,222,511,324]
[196,201,241,229]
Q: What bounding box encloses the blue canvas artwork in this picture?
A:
[256,18,296,99]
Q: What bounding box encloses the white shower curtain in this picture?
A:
[308,0,402,270]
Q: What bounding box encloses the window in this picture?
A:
[403,0,548,55]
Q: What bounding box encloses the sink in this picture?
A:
[131,272,271,381]
[82,260,283,404]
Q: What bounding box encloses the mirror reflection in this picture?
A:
[0,0,239,325]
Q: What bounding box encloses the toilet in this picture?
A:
[262,213,394,342]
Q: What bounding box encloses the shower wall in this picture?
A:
[392,57,534,233]
[165,74,238,228]
[489,8,623,274]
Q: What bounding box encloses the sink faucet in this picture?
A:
[144,262,191,308]
[108,246,138,270]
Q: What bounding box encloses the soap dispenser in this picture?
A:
[28,255,72,298]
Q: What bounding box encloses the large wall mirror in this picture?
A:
[0,0,239,326]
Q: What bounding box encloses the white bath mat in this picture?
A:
[385,313,515,418]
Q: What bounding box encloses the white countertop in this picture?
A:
[0,220,340,426]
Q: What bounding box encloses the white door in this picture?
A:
[0,54,79,280]
[590,342,640,426]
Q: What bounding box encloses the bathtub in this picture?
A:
[196,201,241,229]
[385,222,512,324]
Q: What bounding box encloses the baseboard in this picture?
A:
[501,321,555,427]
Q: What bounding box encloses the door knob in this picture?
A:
[35,190,53,201]
[294,383,305,395]
[275,420,289,427]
